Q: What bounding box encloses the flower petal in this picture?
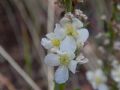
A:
[60,36,77,53]
[44,54,60,66]
[77,58,88,64]
[60,17,71,28]
[98,84,109,90]
[68,60,78,74]
[86,71,94,81]
[77,28,89,43]
[65,12,74,18]
[41,38,53,49]
[54,24,66,40]
[55,66,69,84]
[111,68,120,82]
[96,69,107,82]
[76,53,85,60]
[49,48,60,54]
[67,52,75,60]
[60,52,75,60]
[46,33,56,40]
[72,18,83,29]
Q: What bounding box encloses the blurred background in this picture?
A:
[0,0,120,90]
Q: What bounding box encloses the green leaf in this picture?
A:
[54,82,66,90]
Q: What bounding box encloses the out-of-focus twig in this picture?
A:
[11,0,48,83]
[47,0,55,90]
[9,0,56,89]
[1,0,23,49]
[47,0,55,33]
[1,0,32,75]
[0,46,41,90]
[84,42,100,70]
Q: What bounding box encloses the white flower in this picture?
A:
[42,13,89,51]
[76,28,89,47]
[111,64,120,89]
[41,12,89,84]
[41,24,65,50]
[117,4,120,10]
[64,23,89,48]
[44,52,87,84]
[113,41,120,51]
[41,23,79,53]
[86,69,108,90]
[111,60,119,68]
[60,13,83,29]
[97,84,109,90]
[60,15,89,48]
[111,65,120,83]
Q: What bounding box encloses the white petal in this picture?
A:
[77,58,88,64]
[54,24,66,40]
[86,71,94,81]
[92,82,97,89]
[76,54,88,64]
[96,69,107,82]
[67,52,75,60]
[76,54,85,60]
[111,69,120,82]
[46,33,56,40]
[68,60,78,73]
[55,66,69,84]
[98,84,109,90]
[60,36,77,53]
[113,41,120,50]
[76,41,84,48]
[77,28,89,43]
[72,18,83,29]
[41,38,53,49]
[60,17,71,28]
[49,48,60,53]
[65,12,74,18]
[59,52,75,60]
[44,54,60,66]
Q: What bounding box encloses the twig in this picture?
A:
[10,0,48,85]
[47,0,55,33]
[0,46,41,90]
[47,0,55,90]
[83,42,100,70]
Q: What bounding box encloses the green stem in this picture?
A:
[54,82,66,90]
[22,30,32,75]
[24,45,32,75]
[63,0,73,12]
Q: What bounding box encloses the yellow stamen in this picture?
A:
[66,24,78,36]
[51,39,60,47]
[95,76,102,85]
[59,54,70,65]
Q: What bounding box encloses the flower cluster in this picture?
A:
[86,69,108,90]
[41,12,89,84]
[111,60,120,89]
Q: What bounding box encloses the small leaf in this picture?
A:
[54,82,66,90]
